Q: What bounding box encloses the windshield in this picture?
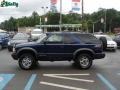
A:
[105,35,112,41]
[37,34,47,43]
[0,33,6,37]
[13,33,28,40]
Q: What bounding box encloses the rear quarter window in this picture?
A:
[75,34,101,44]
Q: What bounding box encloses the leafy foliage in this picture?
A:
[0,9,120,32]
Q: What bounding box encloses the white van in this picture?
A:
[31,29,43,40]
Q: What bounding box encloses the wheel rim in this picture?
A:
[22,56,32,69]
[79,56,89,68]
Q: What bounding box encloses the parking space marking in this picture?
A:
[43,73,94,82]
[43,74,90,76]
[24,74,37,90]
[0,74,15,90]
[40,81,88,90]
[97,73,117,90]
[117,73,120,75]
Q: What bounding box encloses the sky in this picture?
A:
[0,0,120,23]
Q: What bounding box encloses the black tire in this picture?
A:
[19,53,36,70]
[74,54,93,70]
[8,48,12,52]
[112,49,116,52]
[99,37,107,50]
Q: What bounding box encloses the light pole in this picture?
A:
[93,23,95,33]
[92,20,100,33]
[59,0,62,32]
[40,17,41,26]
[41,6,48,32]
[101,9,107,33]
[104,9,107,33]
[81,0,84,30]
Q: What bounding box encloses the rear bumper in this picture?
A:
[94,53,105,59]
[11,52,18,60]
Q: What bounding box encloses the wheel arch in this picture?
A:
[73,48,95,60]
[17,48,37,59]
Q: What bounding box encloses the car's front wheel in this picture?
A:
[19,53,36,70]
[75,54,93,69]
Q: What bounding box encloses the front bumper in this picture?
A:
[94,53,105,59]
[8,45,13,51]
[11,52,18,60]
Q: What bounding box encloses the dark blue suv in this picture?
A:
[11,32,105,70]
[0,33,9,50]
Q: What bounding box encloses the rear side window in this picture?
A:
[75,34,100,44]
[64,34,80,44]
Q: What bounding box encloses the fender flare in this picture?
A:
[17,47,37,57]
[73,48,95,59]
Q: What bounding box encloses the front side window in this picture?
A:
[46,34,63,43]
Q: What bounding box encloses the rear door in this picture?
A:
[63,34,81,59]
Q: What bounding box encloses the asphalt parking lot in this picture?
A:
[0,49,120,90]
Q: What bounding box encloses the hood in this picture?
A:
[107,40,117,45]
[10,39,28,44]
[16,42,37,47]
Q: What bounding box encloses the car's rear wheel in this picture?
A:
[19,53,36,70]
[99,37,107,50]
[75,54,93,69]
[0,44,2,50]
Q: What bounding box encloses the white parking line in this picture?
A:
[40,81,88,90]
[117,73,120,75]
[44,74,90,76]
[43,74,94,83]
[0,77,3,82]
[97,73,117,90]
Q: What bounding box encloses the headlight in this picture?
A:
[13,47,16,52]
[8,42,11,45]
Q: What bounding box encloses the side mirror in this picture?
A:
[43,41,47,44]
[28,38,32,42]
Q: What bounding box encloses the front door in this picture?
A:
[45,34,64,60]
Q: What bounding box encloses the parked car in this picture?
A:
[113,35,120,48]
[95,34,117,51]
[8,33,31,51]
[11,32,105,70]
[31,29,43,41]
[0,32,9,50]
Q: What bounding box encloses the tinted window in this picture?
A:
[116,35,120,39]
[64,34,80,44]
[75,34,100,44]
